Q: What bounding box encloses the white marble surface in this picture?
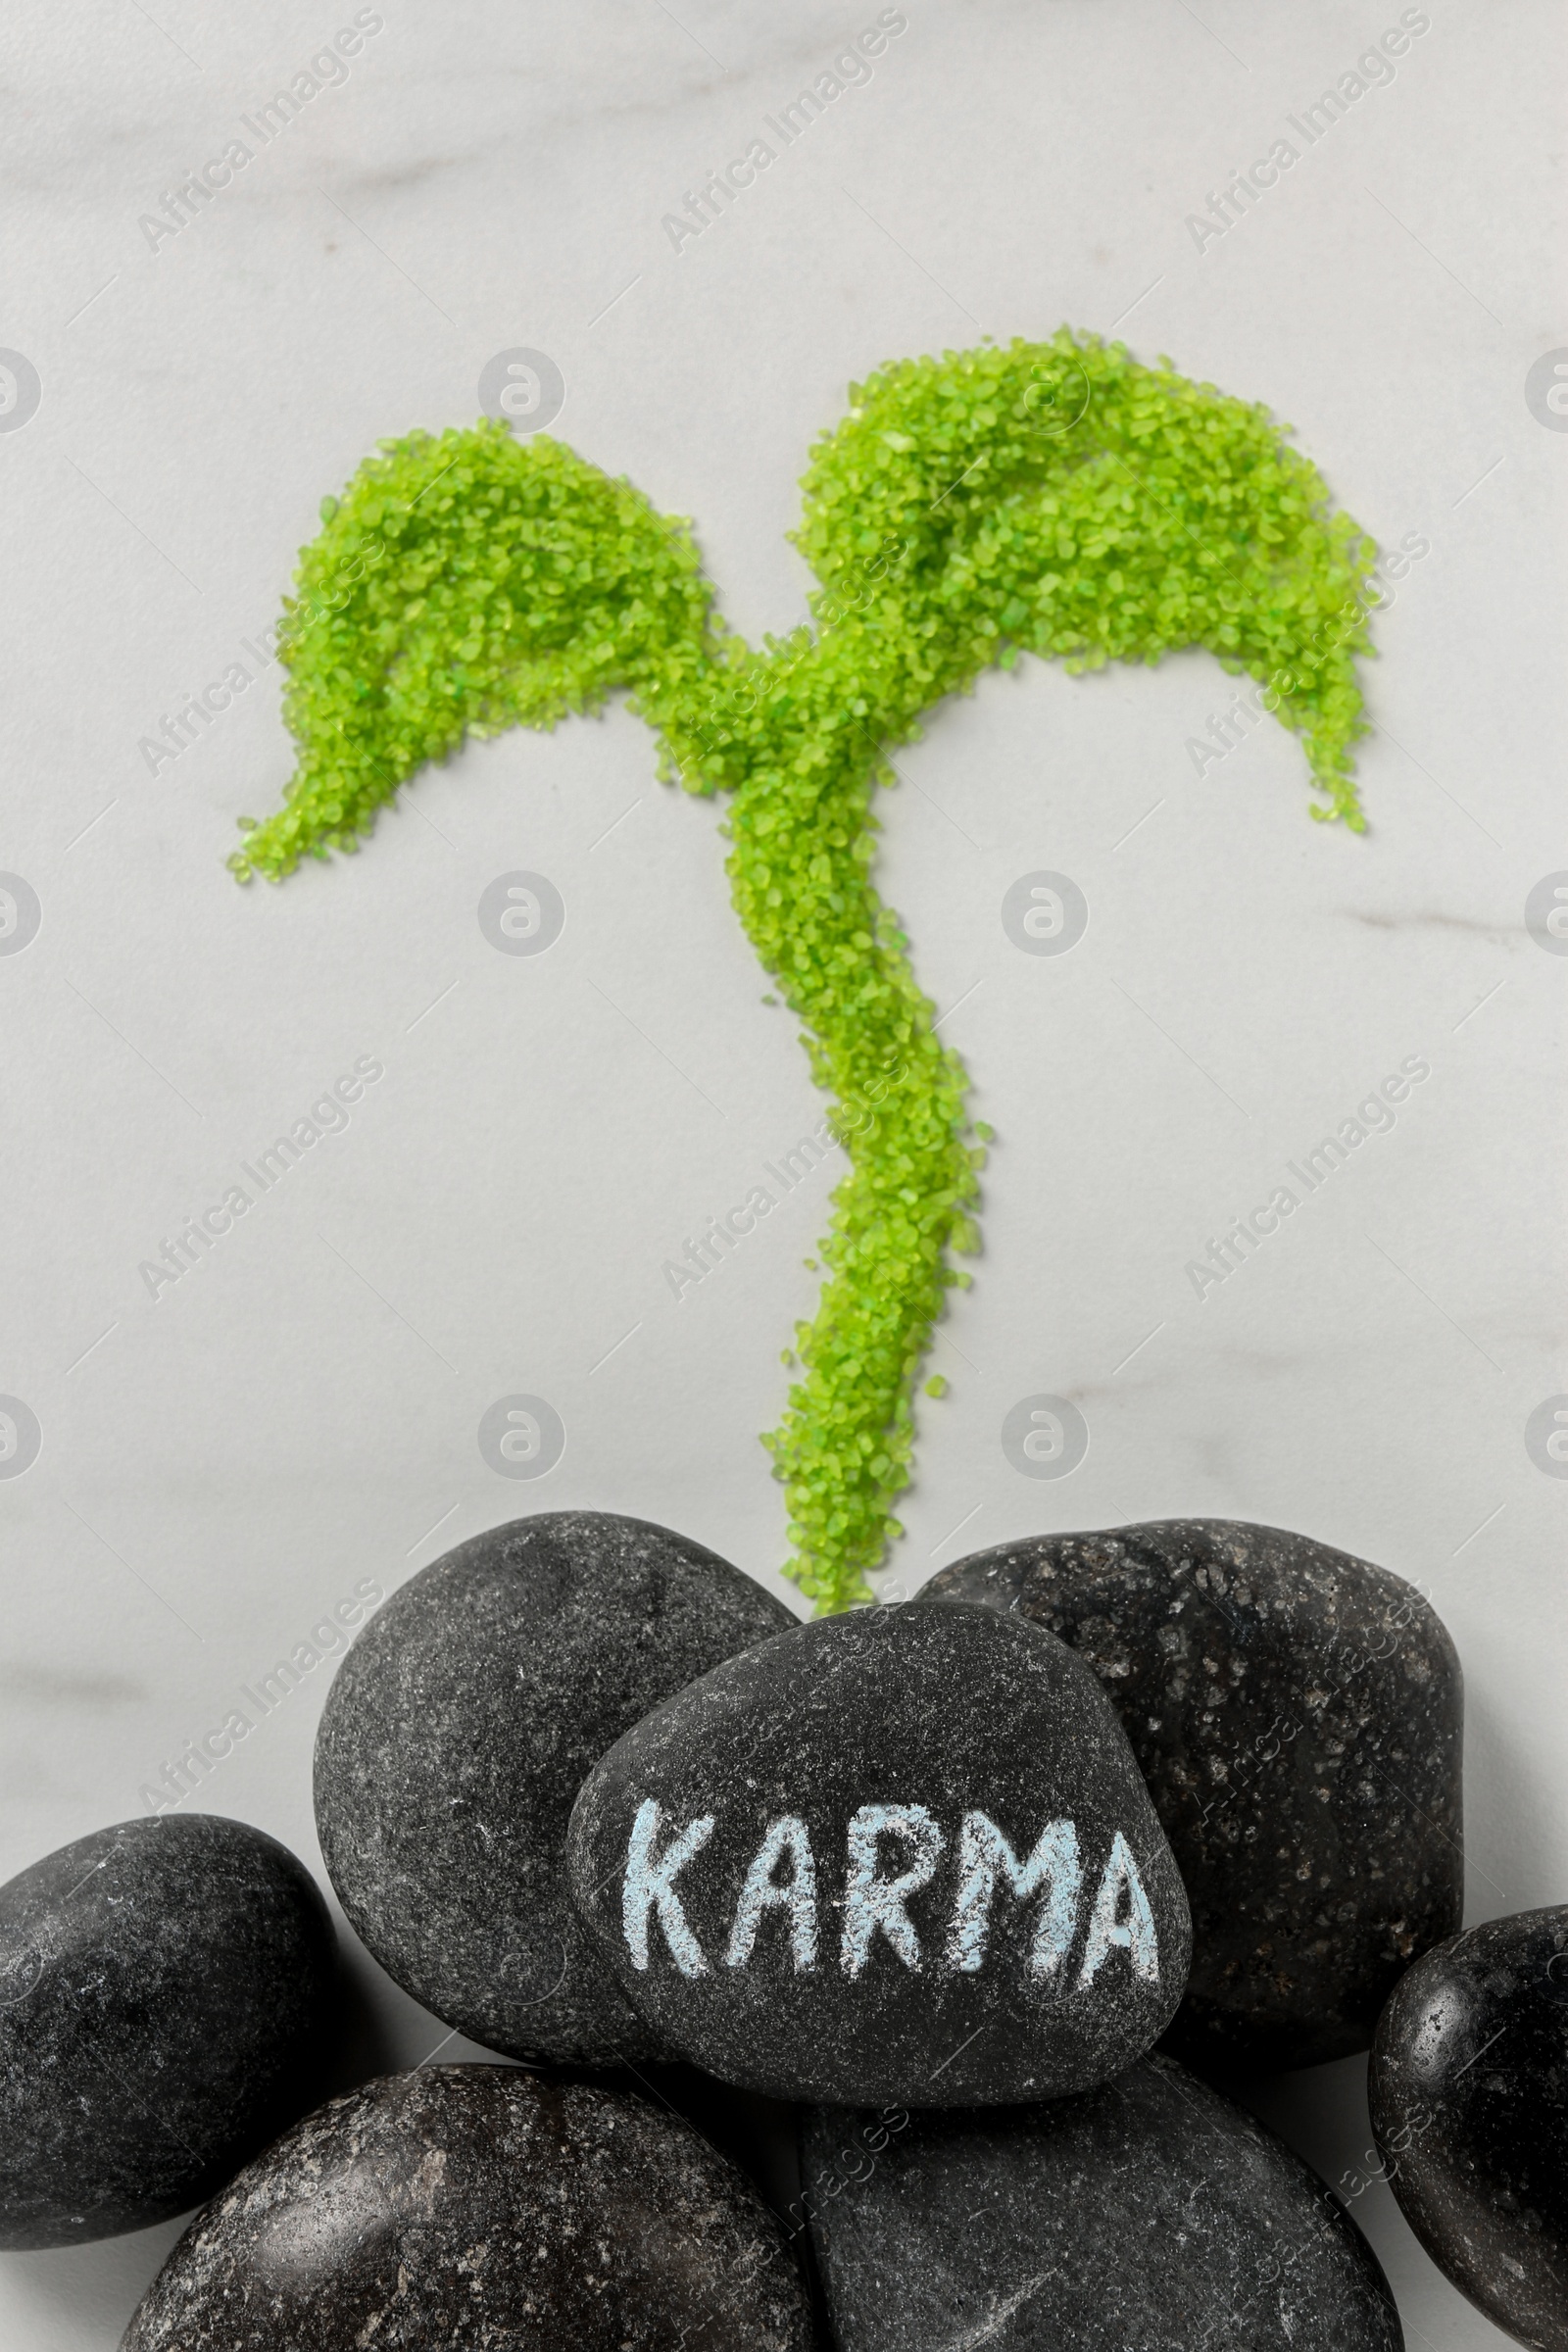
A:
[1,0,1563,2342]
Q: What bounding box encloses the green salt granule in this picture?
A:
[234,330,1376,1613]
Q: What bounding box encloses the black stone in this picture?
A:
[1371,1905,1568,2350]
[122,2063,816,2352]
[567,1600,1190,2107]
[802,2053,1402,2351]
[314,1511,794,2065]
[920,1518,1462,2070]
[0,1814,335,2250]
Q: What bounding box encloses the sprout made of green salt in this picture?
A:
[233,330,1377,1614]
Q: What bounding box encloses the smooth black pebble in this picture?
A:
[921,1517,1462,2069]
[802,2053,1402,2351]
[314,1511,793,2064]
[121,2063,816,2352]
[1371,1905,1568,2350]
[567,1600,1191,2106]
[0,1813,334,2249]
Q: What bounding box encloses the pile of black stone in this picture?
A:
[1,1513,1563,2350]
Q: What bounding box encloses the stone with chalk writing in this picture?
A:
[565,1600,1191,2106]
[920,1518,1463,2071]
[800,2053,1402,2352]
[122,2064,815,2352]
[1370,1906,1568,2351]
[314,1511,793,2065]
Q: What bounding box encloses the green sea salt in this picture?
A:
[234,330,1376,1613]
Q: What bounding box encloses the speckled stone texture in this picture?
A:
[567,1601,1190,2106]
[920,1518,1462,2070]
[1371,1906,1568,2350]
[0,1814,335,2250]
[314,1511,794,2065]
[121,2064,816,2352]
[802,2054,1402,2352]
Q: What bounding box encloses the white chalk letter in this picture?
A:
[725,1813,818,1971]
[841,1803,944,1978]
[946,1811,1082,1979]
[622,1796,714,1977]
[1077,1829,1160,1986]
